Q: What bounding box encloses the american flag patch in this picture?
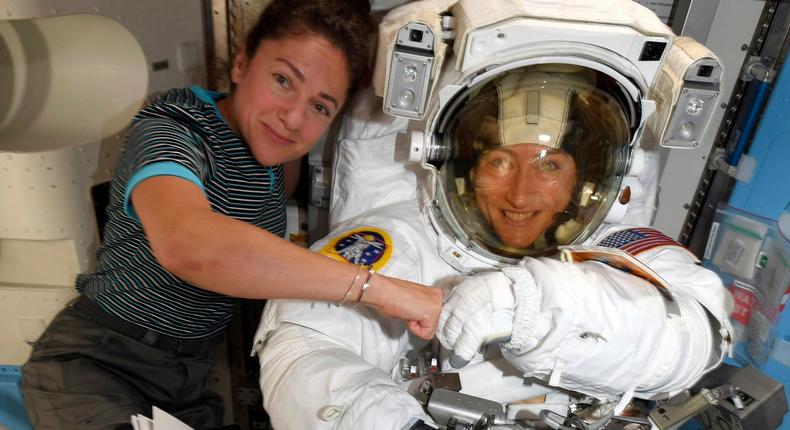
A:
[597,228,682,256]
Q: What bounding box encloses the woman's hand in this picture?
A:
[359,274,443,339]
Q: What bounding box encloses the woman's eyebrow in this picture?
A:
[275,57,339,110]
[276,58,305,81]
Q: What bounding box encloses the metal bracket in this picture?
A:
[649,384,742,429]
[235,386,261,406]
[707,147,737,177]
[309,163,331,207]
[441,14,456,41]
[741,56,777,82]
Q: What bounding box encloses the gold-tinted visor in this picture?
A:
[437,65,632,258]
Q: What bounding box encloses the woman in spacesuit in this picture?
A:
[254,65,734,429]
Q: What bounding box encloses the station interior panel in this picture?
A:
[1,0,789,429]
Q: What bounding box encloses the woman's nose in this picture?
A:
[278,100,306,131]
[505,167,538,207]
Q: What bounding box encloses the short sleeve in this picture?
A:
[121,117,209,220]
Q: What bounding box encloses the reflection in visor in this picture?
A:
[436,65,632,259]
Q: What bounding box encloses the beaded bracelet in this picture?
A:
[337,265,363,307]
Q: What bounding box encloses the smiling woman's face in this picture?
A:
[472,143,577,248]
[220,33,351,166]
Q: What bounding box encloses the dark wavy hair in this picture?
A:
[245,0,376,98]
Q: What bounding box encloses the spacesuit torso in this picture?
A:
[252,97,731,430]
[254,1,734,428]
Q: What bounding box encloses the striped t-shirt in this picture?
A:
[77,86,286,339]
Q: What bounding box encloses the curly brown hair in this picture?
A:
[244,0,376,98]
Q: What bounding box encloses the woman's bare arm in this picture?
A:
[132,175,441,338]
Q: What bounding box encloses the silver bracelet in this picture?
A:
[356,267,375,303]
[337,265,363,307]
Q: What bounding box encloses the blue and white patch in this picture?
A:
[320,227,393,270]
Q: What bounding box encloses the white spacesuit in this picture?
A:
[252,1,734,429]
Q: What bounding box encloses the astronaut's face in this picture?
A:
[223,33,350,166]
[473,143,576,248]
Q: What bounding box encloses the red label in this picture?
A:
[728,284,759,325]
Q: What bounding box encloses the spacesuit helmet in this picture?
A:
[434,64,632,259]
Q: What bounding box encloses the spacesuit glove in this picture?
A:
[437,271,517,363]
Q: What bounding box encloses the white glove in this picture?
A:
[437,271,517,365]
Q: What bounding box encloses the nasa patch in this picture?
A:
[319,227,393,270]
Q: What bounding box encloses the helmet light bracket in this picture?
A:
[384,22,436,120]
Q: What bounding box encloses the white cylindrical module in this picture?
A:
[0,14,148,152]
[0,14,148,365]
[0,14,148,283]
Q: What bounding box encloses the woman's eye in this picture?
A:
[312,103,329,116]
[537,159,558,171]
[273,73,290,88]
[490,157,511,169]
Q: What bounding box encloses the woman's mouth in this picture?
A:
[502,210,536,222]
[263,123,295,146]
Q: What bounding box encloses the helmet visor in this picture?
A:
[437,65,632,258]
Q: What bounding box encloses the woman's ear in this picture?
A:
[230,51,250,84]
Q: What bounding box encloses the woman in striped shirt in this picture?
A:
[21,1,442,428]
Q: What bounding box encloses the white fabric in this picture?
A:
[253,196,731,428]
[496,71,594,149]
[255,6,730,423]
[255,202,448,430]
[438,271,517,362]
[501,256,718,401]
[328,89,424,227]
[371,0,673,94]
[449,0,672,73]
